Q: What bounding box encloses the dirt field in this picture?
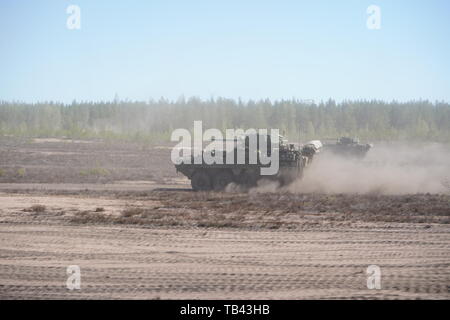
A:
[0,138,449,299]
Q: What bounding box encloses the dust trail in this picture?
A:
[225,179,281,193]
[287,142,450,195]
[249,179,280,194]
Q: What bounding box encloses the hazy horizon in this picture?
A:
[1,97,450,105]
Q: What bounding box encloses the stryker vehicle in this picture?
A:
[323,137,372,158]
[175,134,321,191]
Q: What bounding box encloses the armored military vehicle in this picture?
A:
[175,134,320,191]
[323,137,372,158]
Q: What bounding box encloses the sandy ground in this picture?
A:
[0,138,449,299]
[0,190,449,300]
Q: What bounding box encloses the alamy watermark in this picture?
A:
[64,5,381,32]
[66,5,81,30]
[367,5,381,30]
[366,265,381,289]
[66,265,81,290]
[171,121,280,175]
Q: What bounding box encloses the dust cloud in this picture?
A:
[288,143,450,195]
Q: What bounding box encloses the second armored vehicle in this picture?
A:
[323,137,372,158]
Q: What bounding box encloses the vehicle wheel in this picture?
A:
[191,171,212,191]
[239,169,259,187]
[213,171,234,191]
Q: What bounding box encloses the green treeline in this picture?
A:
[0,98,449,142]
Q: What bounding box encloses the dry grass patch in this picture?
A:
[24,204,46,213]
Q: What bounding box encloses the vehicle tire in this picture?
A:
[239,168,259,187]
[212,170,234,191]
[191,171,212,191]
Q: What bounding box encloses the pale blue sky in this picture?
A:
[0,0,449,103]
